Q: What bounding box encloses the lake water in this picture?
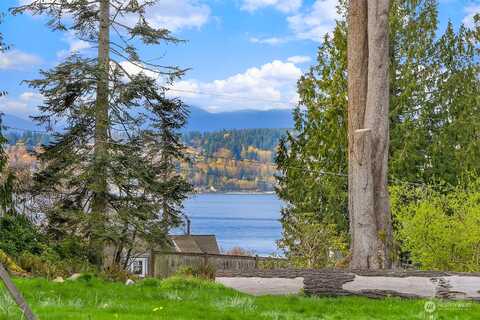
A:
[182,193,283,256]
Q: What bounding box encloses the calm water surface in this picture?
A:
[182,193,283,256]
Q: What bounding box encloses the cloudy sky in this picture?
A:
[0,0,478,118]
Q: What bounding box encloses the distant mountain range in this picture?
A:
[1,106,294,133]
[186,107,294,131]
[2,114,43,132]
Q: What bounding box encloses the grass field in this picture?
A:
[1,276,479,319]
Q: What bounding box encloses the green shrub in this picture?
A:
[139,278,162,287]
[392,179,480,272]
[175,264,216,280]
[16,251,95,279]
[100,264,133,282]
[277,219,348,269]
[0,213,44,256]
[160,276,223,290]
[0,249,26,275]
[76,273,95,284]
[257,254,291,270]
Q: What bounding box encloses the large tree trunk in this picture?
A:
[90,0,110,265]
[347,0,392,269]
[351,129,379,269]
[365,0,393,269]
[347,0,369,268]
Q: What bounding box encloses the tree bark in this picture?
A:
[347,0,392,269]
[351,129,379,269]
[347,0,369,266]
[91,0,110,265]
[365,0,392,269]
[0,263,37,320]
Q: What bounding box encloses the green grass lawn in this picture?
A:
[1,276,479,320]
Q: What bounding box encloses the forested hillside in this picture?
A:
[5,131,51,148]
[5,128,285,192]
[184,129,286,160]
[182,128,286,192]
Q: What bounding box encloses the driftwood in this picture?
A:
[217,269,480,300]
[0,263,37,320]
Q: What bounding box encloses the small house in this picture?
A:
[125,234,220,278]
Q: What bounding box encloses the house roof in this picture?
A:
[169,235,220,254]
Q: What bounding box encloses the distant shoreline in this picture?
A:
[191,191,276,196]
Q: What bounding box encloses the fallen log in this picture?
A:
[217,268,480,300]
[304,270,480,300]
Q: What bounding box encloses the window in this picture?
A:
[129,257,149,277]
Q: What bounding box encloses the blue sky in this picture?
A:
[0,0,478,119]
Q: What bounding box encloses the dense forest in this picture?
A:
[5,128,285,192]
[5,131,51,148]
[182,128,286,192]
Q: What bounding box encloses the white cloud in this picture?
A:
[122,0,210,32]
[287,0,339,42]
[287,55,311,64]
[463,4,479,28]
[167,59,303,112]
[57,31,91,58]
[249,0,338,44]
[241,0,302,13]
[0,50,42,70]
[19,0,210,32]
[0,92,43,118]
[117,61,159,81]
[249,36,291,45]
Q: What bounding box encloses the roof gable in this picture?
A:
[170,235,220,254]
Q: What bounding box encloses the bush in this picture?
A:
[0,213,44,257]
[139,278,162,287]
[224,247,255,256]
[392,179,480,272]
[257,253,291,270]
[0,249,26,275]
[16,251,95,279]
[277,219,348,269]
[175,264,216,280]
[100,264,133,283]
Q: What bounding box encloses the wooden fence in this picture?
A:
[150,251,286,278]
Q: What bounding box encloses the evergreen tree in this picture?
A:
[12,0,192,266]
[0,115,15,216]
[276,0,480,266]
[0,16,15,216]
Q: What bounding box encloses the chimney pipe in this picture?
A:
[185,215,191,235]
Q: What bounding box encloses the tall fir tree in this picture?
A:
[12,0,192,266]
[276,0,480,266]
